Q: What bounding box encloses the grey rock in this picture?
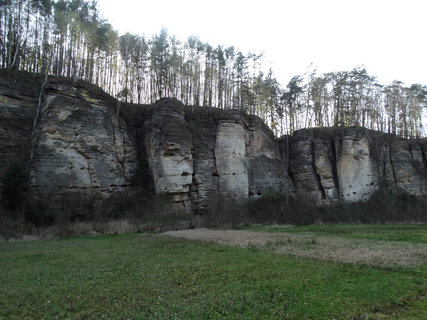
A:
[143,99,193,214]
[246,116,290,199]
[289,130,324,202]
[30,93,136,197]
[335,128,378,202]
[0,93,36,189]
[1,72,426,219]
[388,136,427,196]
[188,114,220,214]
[215,120,249,201]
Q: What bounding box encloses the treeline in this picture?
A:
[1,0,426,137]
[280,68,426,138]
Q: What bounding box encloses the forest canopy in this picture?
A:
[1,0,426,137]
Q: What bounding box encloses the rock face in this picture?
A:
[143,99,194,213]
[336,130,378,202]
[1,72,426,217]
[142,102,293,215]
[246,116,290,199]
[0,72,136,201]
[287,127,427,204]
[141,102,427,213]
[29,83,136,197]
[215,120,248,201]
[387,137,427,196]
[0,79,37,187]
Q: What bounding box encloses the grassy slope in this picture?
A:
[0,226,426,319]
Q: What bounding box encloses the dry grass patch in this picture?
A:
[164,229,427,268]
[13,219,141,240]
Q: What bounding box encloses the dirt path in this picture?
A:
[164,228,427,268]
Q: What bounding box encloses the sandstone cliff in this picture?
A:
[1,71,136,201]
[284,128,427,205]
[0,71,38,187]
[1,71,426,217]
[136,99,293,215]
[128,99,427,213]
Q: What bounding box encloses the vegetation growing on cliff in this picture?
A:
[1,0,426,137]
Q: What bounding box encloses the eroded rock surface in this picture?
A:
[188,112,220,214]
[0,90,37,187]
[246,116,291,199]
[143,99,193,213]
[288,127,427,204]
[215,120,248,201]
[142,104,300,214]
[1,72,426,218]
[336,130,378,202]
[388,137,427,196]
[288,130,325,203]
[142,103,294,214]
[29,83,136,197]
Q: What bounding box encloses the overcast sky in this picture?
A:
[96,0,426,87]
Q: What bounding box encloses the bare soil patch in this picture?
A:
[164,228,427,268]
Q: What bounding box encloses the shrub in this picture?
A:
[201,197,252,229]
[24,196,55,227]
[1,163,28,213]
[248,188,427,225]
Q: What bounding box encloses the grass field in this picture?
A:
[248,223,427,243]
[0,224,426,319]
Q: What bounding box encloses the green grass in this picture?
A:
[0,228,426,319]
[248,223,427,243]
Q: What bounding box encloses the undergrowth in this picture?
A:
[1,169,426,238]
[246,188,427,226]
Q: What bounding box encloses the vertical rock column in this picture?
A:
[336,129,378,202]
[189,116,220,215]
[289,131,324,203]
[313,137,339,203]
[387,137,427,196]
[246,116,292,198]
[144,99,193,213]
[0,94,37,187]
[214,120,249,201]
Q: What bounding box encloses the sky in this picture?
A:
[96,0,427,87]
